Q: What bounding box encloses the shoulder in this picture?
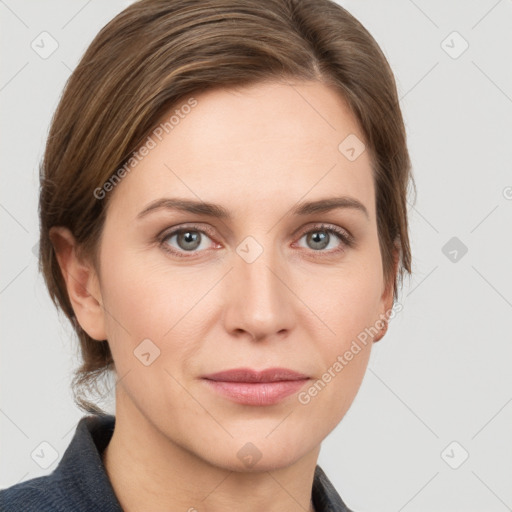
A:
[0,474,64,512]
[1,413,119,512]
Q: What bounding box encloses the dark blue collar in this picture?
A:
[8,413,354,511]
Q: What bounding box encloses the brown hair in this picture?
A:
[38,0,416,414]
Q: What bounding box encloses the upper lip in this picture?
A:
[202,367,309,383]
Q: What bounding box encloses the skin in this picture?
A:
[51,79,398,512]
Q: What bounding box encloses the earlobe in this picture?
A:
[49,227,107,341]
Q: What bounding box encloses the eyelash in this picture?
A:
[157,223,355,259]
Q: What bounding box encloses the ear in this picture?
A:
[373,244,400,342]
[49,226,107,341]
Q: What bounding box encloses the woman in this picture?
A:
[0,0,414,510]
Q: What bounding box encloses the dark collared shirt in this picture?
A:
[0,414,354,511]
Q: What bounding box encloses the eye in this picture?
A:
[295,224,354,254]
[159,224,217,258]
[157,222,354,259]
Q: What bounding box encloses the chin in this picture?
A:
[196,435,314,473]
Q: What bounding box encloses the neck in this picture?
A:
[101,392,319,512]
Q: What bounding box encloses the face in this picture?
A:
[83,80,395,471]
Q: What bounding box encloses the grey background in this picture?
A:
[1,1,511,511]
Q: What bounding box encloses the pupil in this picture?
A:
[309,231,328,250]
[180,231,200,250]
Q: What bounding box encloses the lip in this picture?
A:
[203,368,309,383]
[201,367,310,406]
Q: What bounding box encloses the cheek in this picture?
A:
[306,260,382,397]
[101,244,175,325]
[304,277,378,423]
[98,246,214,368]
[315,262,383,345]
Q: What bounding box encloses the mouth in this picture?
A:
[201,367,311,406]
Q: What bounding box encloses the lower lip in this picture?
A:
[203,379,309,406]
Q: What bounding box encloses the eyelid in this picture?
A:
[296,222,354,246]
[157,221,354,258]
[158,222,216,239]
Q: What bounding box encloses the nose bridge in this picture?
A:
[225,233,294,338]
[237,236,284,305]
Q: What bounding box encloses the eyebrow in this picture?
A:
[136,196,370,221]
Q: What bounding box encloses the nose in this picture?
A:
[222,241,296,342]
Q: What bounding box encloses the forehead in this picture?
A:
[106,80,375,221]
